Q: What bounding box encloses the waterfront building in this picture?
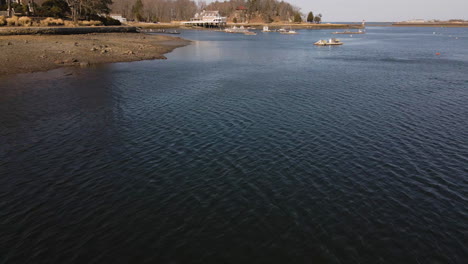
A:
[184,10,227,28]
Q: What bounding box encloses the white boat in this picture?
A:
[280,30,298,35]
[225,26,249,33]
[262,26,272,32]
[279,27,299,34]
[314,38,343,46]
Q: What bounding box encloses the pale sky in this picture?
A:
[206,0,468,22]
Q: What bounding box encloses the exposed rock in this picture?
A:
[63,58,78,64]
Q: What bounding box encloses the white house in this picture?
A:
[184,10,227,28]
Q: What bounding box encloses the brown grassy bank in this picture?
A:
[0,33,190,76]
[0,26,138,36]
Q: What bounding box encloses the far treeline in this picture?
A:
[0,0,120,25]
[112,0,322,23]
[0,0,322,24]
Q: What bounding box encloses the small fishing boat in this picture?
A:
[225,26,249,33]
[244,31,257,35]
[280,28,299,35]
[314,38,343,46]
[262,26,272,32]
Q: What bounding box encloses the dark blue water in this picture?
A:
[1,27,467,263]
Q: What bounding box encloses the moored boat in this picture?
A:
[314,38,343,46]
[280,29,299,35]
[332,29,365,34]
[225,26,249,33]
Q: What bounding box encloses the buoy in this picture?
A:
[436,52,441,56]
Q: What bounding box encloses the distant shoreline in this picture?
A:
[130,22,363,30]
[393,22,468,27]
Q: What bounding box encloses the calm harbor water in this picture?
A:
[1,27,467,263]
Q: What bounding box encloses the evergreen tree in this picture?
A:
[307,11,314,23]
[39,0,71,18]
[80,0,113,18]
[293,12,302,23]
[131,0,143,21]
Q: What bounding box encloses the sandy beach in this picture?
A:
[0,33,190,76]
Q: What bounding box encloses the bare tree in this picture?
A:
[109,0,302,23]
[66,0,80,22]
[7,0,12,17]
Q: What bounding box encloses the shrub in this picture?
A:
[86,15,121,26]
[38,0,70,18]
[90,20,103,26]
[6,16,19,26]
[40,17,64,26]
[64,20,77,27]
[99,16,121,26]
[0,16,6,26]
[18,16,32,27]
[78,20,103,26]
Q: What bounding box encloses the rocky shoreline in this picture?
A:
[0,33,190,76]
